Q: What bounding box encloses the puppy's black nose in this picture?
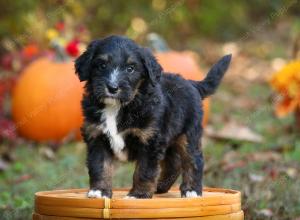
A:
[106,83,119,94]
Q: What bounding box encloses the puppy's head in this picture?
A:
[75,35,162,105]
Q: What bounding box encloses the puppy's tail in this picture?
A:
[190,54,232,99]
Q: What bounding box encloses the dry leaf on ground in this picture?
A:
[205,122,263,143]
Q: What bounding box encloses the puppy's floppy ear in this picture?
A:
[75,41,96,81]
[139,47,162,86]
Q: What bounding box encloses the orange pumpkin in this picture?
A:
[12,57,84,142]
[155,51,210,126]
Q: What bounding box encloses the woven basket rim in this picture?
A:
[35,187,240,197]
[34,187,242,219]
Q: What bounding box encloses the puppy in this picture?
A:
[75,35,231,199]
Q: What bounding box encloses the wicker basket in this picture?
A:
[33,187,244,219]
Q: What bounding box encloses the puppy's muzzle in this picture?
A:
[106,81,119,95]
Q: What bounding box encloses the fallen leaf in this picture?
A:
[13,174,32,184]
[266,167,279,180]
[256,209,273,217]
[0,158,9,171]
[286,167,297,178]
[249,173,264,182]
[39,147,56,160]
[222,161,246,172]
[205,122,263,143]
[247,151,281,162]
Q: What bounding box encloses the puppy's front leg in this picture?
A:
[86,136,113,198]
[127,151,161,199]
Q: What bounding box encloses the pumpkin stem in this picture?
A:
[51,42,69,62]
[147,33,170,52]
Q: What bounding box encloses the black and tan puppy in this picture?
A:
[75,35,231,199]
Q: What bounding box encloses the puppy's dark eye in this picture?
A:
[99,63,107,70]
[126,65,135,73]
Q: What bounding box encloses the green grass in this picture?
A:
[0,143,137,219]
[1,82,300,220]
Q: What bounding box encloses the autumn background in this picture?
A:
[0,1,300,219]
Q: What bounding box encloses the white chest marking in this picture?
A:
[100,99,127,161]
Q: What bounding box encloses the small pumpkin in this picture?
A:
[12,56,84,142]
[154,51,210,126]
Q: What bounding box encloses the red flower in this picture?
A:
[65,40,79,57]
[22,44,40,59]
[55,21,65,32]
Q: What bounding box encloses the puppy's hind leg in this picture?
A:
[156,147,181,194]
[178,133,204,198]
[127,147,161,199]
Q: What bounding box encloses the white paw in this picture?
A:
[87,190,109,198]
[124,195,136,199]
[185,191,199,198]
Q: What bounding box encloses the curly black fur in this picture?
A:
[75,35,231,198]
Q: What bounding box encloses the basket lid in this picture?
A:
[34,187,243,219]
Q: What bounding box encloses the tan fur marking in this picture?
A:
[98,54,109,61]
[83,122,102,140]
[175,134,194,188]
[122,127,155,144]
[176,135,188,154]
[126,56,135,64]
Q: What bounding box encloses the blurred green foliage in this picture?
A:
[0,1,38,38]
[0,0,299,49]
